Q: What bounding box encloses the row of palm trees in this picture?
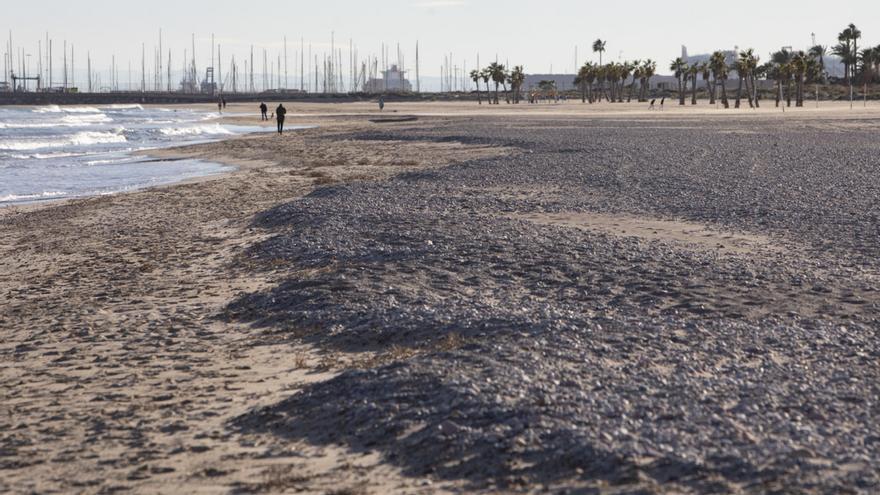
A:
[469,63,526,104]
[831,24,880,86]
[573,60,657,103]
[467,25,879,107]
[666,48,818,109]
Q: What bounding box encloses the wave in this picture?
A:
[0,114,113,128]
[0,190,67,203]
[0,130,127,151]
[105,104,145,110]
[159,124,234,136]
[8,151,89,160]
[61,113,113,125]
[33,105,102,114]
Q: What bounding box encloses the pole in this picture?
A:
[284,36,288,90]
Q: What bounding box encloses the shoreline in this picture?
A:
[0,108,510,493]
[0,106,288,211]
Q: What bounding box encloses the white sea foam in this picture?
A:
[0,130,127,151]
[159,124,234,136]
[61,113,113,125]
[10,152,88,160]
[106,104,145,110]
[0,191,67,203]
[33,105,102,114]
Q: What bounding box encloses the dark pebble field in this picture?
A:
[232,115,880,493]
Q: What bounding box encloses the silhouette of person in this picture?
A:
[378,96,385,111]
[260,102,268,121]
[276,103,287,134]
[649,98,656,109]
[660,97,665,110]
[217,100,222,114]
[222,97,227,109]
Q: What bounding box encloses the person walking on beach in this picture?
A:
[276,103,287,134]
[222,97,227,109]
[649,98,656,110]
[217,100,222,114]
[378,95,385,112]
[259,102,268,121]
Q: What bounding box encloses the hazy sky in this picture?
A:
[3,0,879,88]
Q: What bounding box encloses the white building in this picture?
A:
[365,65,412,93]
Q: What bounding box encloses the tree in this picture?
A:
[629,60,642,103]
[709,51,729,108]
[809,45,827,82]
[593,39,606,65]
[575,63,591,103]
[740,48,759,108]
[700,62,714,104]
[688,63,699,105]
[508,65,525,103]
[639,60,656,102]
[670,57,688,105]
[791,51,808,107]
[487,62,507,104]
[480,69,491,104]
[733,52,746,108]
[470,69,483,104]
[771,49,792,107]
[837,23,861,103]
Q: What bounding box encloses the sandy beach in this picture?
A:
[2,100,879,494]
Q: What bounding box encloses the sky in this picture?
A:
[3,0,879,90]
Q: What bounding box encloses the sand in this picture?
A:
[1,100,878,494]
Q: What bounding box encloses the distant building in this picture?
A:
[681,46,737,68]
[364,65,412,93]
[523,74,576,92]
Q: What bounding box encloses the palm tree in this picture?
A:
[593,39,606,65]
[585,63,598,103]
[487,62,508,104]
[700,62,714,104]
[670,57,688,105]
[809,45,827,82]
[791,51,808,107]
[629,60,642,103]
[837,23,861,102]
[805,54,823,105]
[710,51,729,108]
[688,64,699,105]
[741,49,759,108]
[639,60,656,102]
[733,52,746,108]
[470,69,483,104]
[619,61,634,103]
[480,69,491,104]
[849,23,862,81]
[771,49,792,107]
[833,41,852,84]
[575,64,589,103]
[508,65,525,104]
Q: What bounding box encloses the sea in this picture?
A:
[0,104,274,205]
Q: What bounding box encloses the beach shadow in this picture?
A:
[229,348,771,492]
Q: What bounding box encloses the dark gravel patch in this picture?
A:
[230,115,880,492]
